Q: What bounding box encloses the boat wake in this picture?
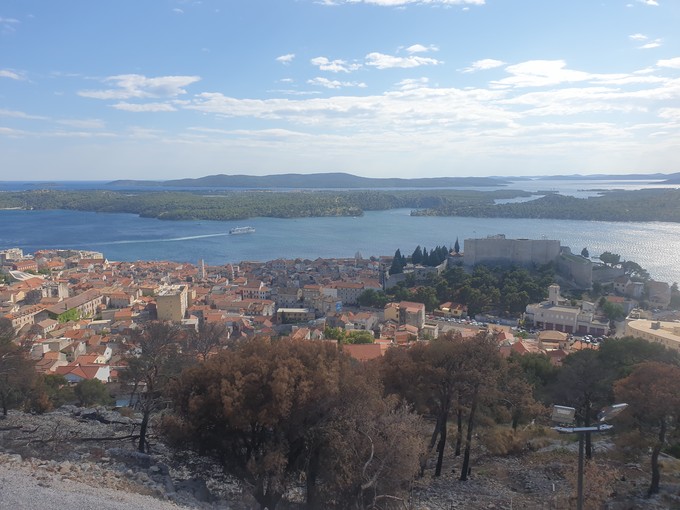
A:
[91,233,230,245]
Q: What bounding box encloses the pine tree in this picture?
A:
[412,245,423,265]
[390,249,404,274]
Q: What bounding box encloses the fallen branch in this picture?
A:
[0,425,24,431]
[10,433,140,444]
[78,434,141,442]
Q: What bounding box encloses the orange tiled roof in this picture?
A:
[343,343,384,361]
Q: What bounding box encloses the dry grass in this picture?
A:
[482,424,557,456]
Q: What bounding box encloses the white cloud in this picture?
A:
[268,89,322,96]
[276,53,295,65]
[311,56,361,73]
[0,127,28,137]
[164,60,680,147]
[125,127,165,139]
[657,57,680,69]
[365,52,441,69]
[395,77,430,90]
[57,119,107,129]
[13,39,680,178]
[0,16,19,33]
[0,108,46,120]
[172,8,184,14]
[638,0,659,5]
[78,74,201,100]
[320,0,485,5]
[500,86,649,117]
[112,102,178,112]
[307,77,367,89]
[639,39,662,49]
[462,58,505,73]
[658,108,680,121]
[0,69,23,80]
[629,33,647,41]
[590,74,665,86]
[183,85,513,131]
[405,44,438,54]
[491,60,592,88]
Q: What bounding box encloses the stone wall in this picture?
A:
[462,236,561,267]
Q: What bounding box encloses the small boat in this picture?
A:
[229,226,256,235]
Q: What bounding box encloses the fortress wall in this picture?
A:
[531,240,561,265]
[557,254,593,289]
[463,237,561,267]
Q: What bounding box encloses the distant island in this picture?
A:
[2,187,680,223]
[108,172,510,189]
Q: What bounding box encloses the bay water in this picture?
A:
[1,208,679,286]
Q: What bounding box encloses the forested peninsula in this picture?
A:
[1,188,680,222]
[108,172,509,189]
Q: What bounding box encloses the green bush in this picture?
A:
[74,379,114,407]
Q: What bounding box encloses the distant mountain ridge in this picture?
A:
[525,172,680,182]
[108,172,510,189]
[661,173,680,184]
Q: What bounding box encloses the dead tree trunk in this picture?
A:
[455,398,463,457]
[648,418,667,497]
[434,398,450,477]
[459,386,478,482]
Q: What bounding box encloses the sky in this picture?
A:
[1,0,679,181]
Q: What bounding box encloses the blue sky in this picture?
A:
[1,0,679,181]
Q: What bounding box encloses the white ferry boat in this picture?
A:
[229,226,256,235]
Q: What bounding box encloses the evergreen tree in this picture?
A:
[165,337,423,510]
[411,245,423,265]
[599,251,621,267]
[436,245,447,264]
[390,249,404,274]
[454,238,460,254]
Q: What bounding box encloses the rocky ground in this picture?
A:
[1,407,680,509]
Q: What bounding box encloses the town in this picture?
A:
[1,235,678,388]
[3,236,680,508]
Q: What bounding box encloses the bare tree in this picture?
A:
[615,362,680,496]
[184,321,229,361]
[456,333,502,482]
[0,318,36,416]
[122,321,184,452]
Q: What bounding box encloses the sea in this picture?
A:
[1,179,679,285]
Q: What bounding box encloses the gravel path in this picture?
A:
[0,456,186,510]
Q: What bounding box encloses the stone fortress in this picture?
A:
[460,235,592,288]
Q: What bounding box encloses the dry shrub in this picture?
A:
[25,391,53,414]
[526,435,554,452]
[565,459,620,510]
[158,414,192,447]
[484,427,529,456]
[116,406,136,419]
[658,456,680,476]
[484,425,555,456]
